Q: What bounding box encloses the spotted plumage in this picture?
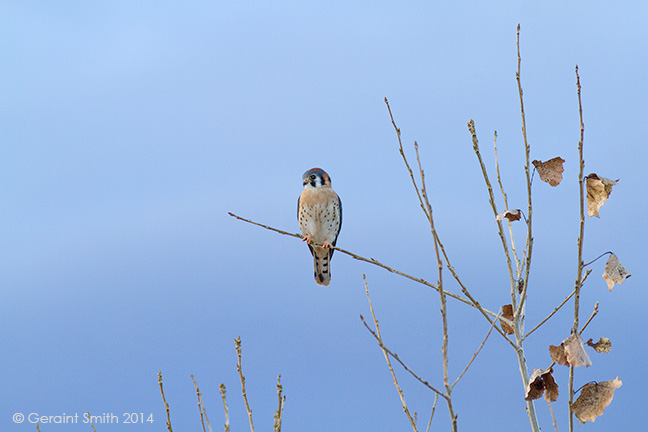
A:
[297,168,342,286]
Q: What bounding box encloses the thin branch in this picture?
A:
[273,375,285,432]
[36,425,42,432]
[385,97,430,223]
[494,131,522,279]
[387,98,515,349]
[360,314,447,399]
[515,26,534,327]
[569,64,586,432]
[524,289,576,340]
[228,212,503,319]
[513,25,540,432]
[547,400,560,432]
[580,301,599,334]
[425,393,439,432]
[219,384,230,432]
[158,371,174,432]
[86,413,98,432]
[192,375,213,432]
[468,120,517,304]
[235,337,255,432]
[413,142,457,431]
[451,311,500,389]
[363,275,419,431]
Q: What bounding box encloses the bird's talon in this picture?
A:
[302,235,312,245]
[322,240,332,249]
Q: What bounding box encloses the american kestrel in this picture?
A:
[297,168,342,286]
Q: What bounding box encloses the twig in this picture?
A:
[413,145,457,431]
[547,399,560,432]
[468,120,517,304]
[513,25,540,432]
[451,311,500,389]
[228,212,502,319]
[36,425,42,432]
[219,384,230,432]
[385,98,430,223]
[494,131,522,279]
[524,289,576,340]
[569,64,586,432]
[387,99,517,347]
[87,413,97,432]
[515,26,534,327]
[580,301,599,334]
[192,375,213,432]
[273,375,285,432]
[158,371,174,432]
[425,393,439,432]
[235,337,255,432]
[363,275,418,431]
[360,314,447,399]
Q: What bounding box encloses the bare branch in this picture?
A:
[363,275,419,431]
[451,310,500,389]
[158,371,174,432]
[228,212,503,319]
[425,393,439,432]
[273,375,285,432]
[87,413,98,432]
[192,375,213,432]
[569,64,586,432]
[524,289,576,340]
[580,301,599,334]
[385,98,430,222]
[494,130,522,279]
[235,337,255,432]
[468,121,517,305]
[219,384,230,432]
[360,313,447,399]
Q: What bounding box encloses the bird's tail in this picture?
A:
[312,247,332,286]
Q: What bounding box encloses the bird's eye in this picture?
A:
[310,175,316,180]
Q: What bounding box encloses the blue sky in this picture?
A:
[2,2,646,431]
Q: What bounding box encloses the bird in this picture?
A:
[297,168,342,286]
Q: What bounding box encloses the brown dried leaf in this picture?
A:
[586,174,618,217]
[563,333,592,367]
[524,368,559,402]
[603,253,631,291]
[586,337,612,354]
[525,369,546,401]
[500,304,514,334]
[571,377,622,424]
[549,344,568,366]
[543,370,559,402]
[496,209,522,222]
[550,333,591,367]
[533,157,565,186]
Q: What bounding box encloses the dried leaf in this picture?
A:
[525,369,546,401]
[525,368,558,402]
[602,253,631,291]
[586,337,612,354]
[571,377,622,424]
[543,370,559,402]
[563,333,592,367]
[500,304,514,334]
[549,344,568,366]
[586,174,618,217]
[496,209,522,222]
[550,333,591,367]
[533,157,565,186]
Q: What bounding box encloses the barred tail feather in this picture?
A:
[313,248,332,286]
